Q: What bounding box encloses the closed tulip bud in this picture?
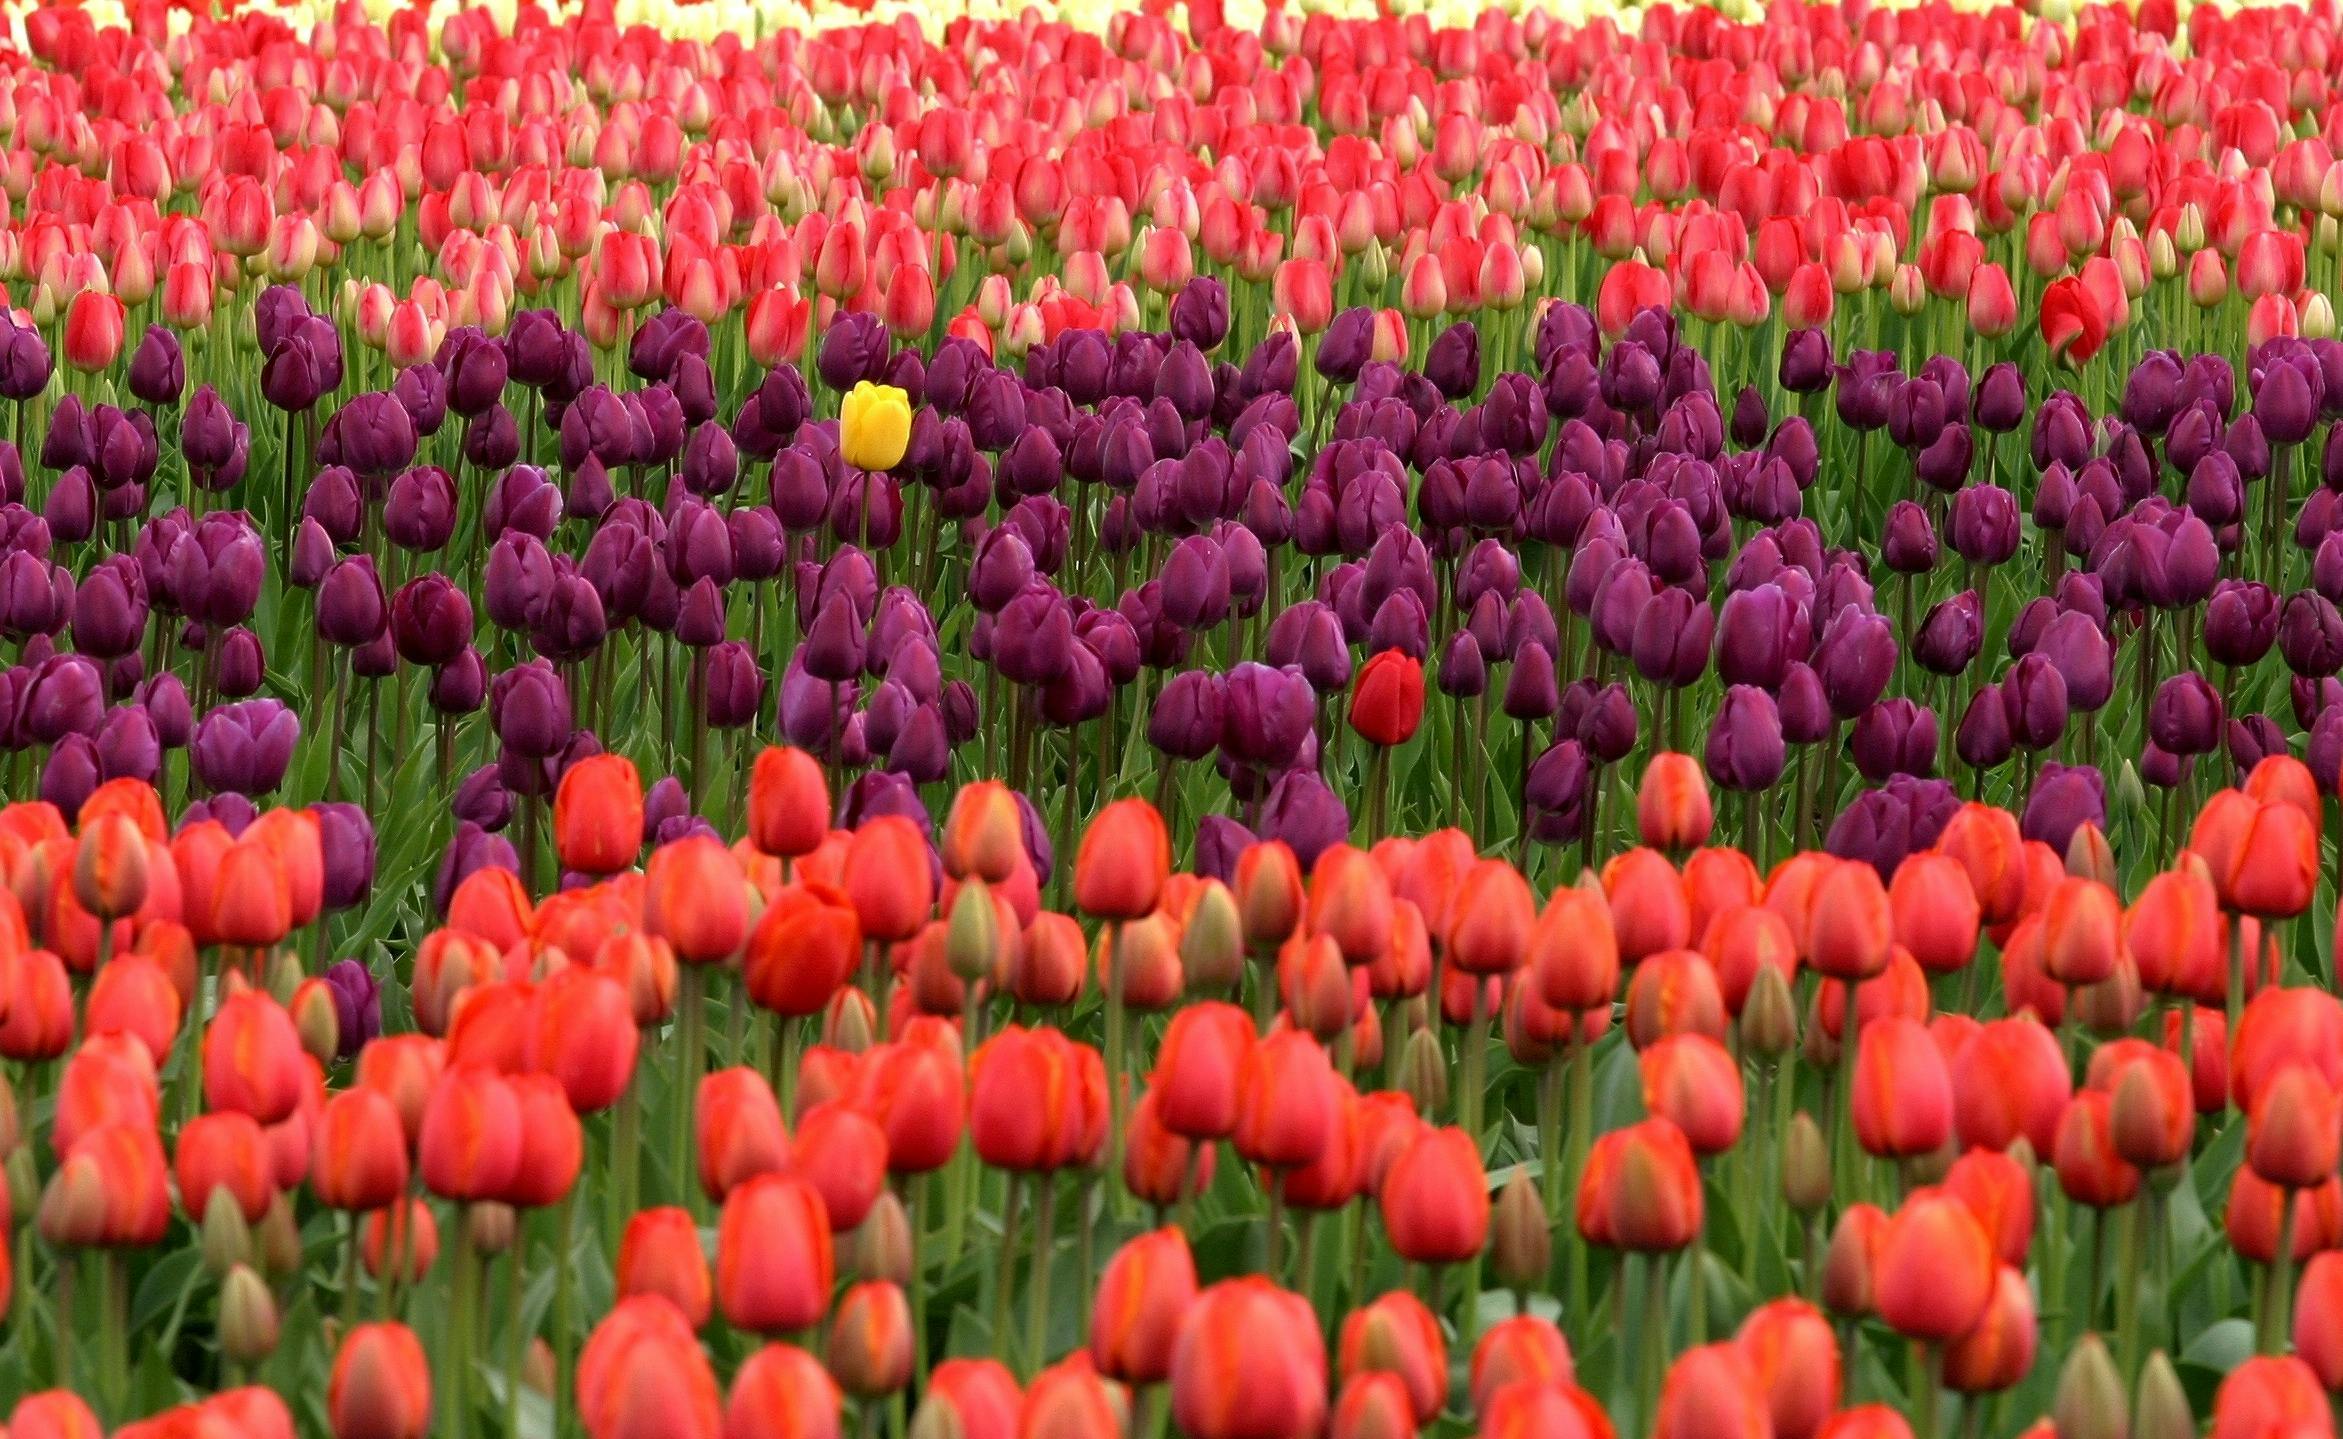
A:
[1491,1172,1551,1292]
[826,1280,914,1398]
[219,1262,280,1363]
[946,880,1001,982]
[2133,1354,2191,1439]
[843,1191,915,1287]
[1236,841,1306,951]
[329,1322,432,1439]
[199,1186,253,1275]
[2052,1335,2128,1439]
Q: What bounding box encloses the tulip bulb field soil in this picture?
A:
[20,0,2343,1436]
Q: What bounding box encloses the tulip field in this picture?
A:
[31,0,2343,1435]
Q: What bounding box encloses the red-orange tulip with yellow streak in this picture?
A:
[1652,1343,1770,1439]
[1338,1290,1448,1423]
[2210,1356,2329,1439]
[0,946,74,1061]
[746,746,829,860]
[1011,911,1086,1008]
[1170,1278,1328,1439]
[1309,845,1396,967]
[2125,867,2223,997]
[311,1087,409,1212]
[727,1343,843,1439]
[850,1025,966,1174]
[51,1038,158,1160]
[1446,859,1536,975]
[71,811,149,922]
[1940,1264,2035,1396]
[942,779,1025,884]
[2248,1063,2343,1189]
[1874,1188,1996,1341]
[2194,788,2320,918]
[1380,1125,1488,1265]
[1125,1088,1216,1208]
[595,931,679,1028]
[362,1199,439,1284]
[827,1280,914,1399]
[1579,1117,1703,1252]
[416,1064,522,1202]
[2295,1251,2343,1388]
[77,777,165,841]
[2232,986,2343,1111]
[1702,905,1798,1017]
[1886,853,1979,974]
[40,1122,170,1248]
[329,1322,432,1439]
[716,1172,835,1334]
[1330,1372,1416,1439]
[1636,752,1713,851]
[1090,1226,1197,1386]
[616,1206,712,1328]
[1734,1299,1841,1439]
[1469,1316,1576,1420]
[1641,1033,1745,1155]
[175,1110,274,1224]
[1603,847,1693,962]
[209,839,293,950]
[1477,1380,1612,1439]
[83,953,180,1065]
[1235,840,1306,952]
[203,991,309,1125]
[1805,859,1893,982]
[1682,847,1762,949]
[2052,1089,2139,1208]
[841,815,934,943]
[525,966,639,1114]
[1850,1016,1951,1159]
[969,1024,1101,1172]
[1075,798,1172,920]
[246,807,323,930]
[2247,754,2323,830]
[1933,803,2027,925]
[577,1296,722,1439]
[1623,949,1728,1048]
[555,753,644,877]
[1233,1027,1341,1171]
[1150,1001,1255,1141]
[503,1072,583,1209]
[644,834,752,964]
[2038,876,2120,987]
[1395,829,1476,939]
[1531,885,1620,1014]
[696,1067,790,1202]
[1942,1148,2035,1266]
[2090,1039,2195,1170]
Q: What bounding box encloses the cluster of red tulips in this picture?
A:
[5,741,2343,1439]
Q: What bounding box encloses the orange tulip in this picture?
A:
[1477,1380,1611,1439]
[1933,804,2027,924]
[1637,752,1714,851]
[246,807,324,930]
[1469,1316,1577,1420]
[1873,1189,1995,1341]
[1307,845,1396,967]
[1380,1126,1489,1265]
[645,835,752,963]
[2126,867,2224,997]
[1941,1265,2036,1395]
[555,754,645,876]
[1234,841,1307,952]
[203,991,309,1124]
[1170,1279,1328,1439]
[2210,1357,2329,1439]
[1652,1343,1770,1439]
[1640,1033,1745,1156]
[329,1322,432,1439]
[1446,860,1536,975]
[850,1026,966,1174]
[969,1024,1104,1172]
[1623,949,1728,1048]
[577,1296,723,1439]
[698,1067,791,1201]
[526,967,640,1114]
[1942,1148,2036,1267]
[503,1073,584,1209]
[1528,886,1621,1016]
[1234,1028,1342,1170]
[209,839,294,948]
[616,1206,712,1329]
[1091,1227,1197,1385]
[747,746,830,860]
[1150,1001,1255,1141]
[72,811,150,922]
[1578,1117,1703,1252]
[176,1110,275,1224]
[716,1173,835,1334]
[1682,848,1762,948]
[7,1393,104,1439]
[39,1122,170,1248]
[943,780,1025,885]
[2039,876,2121,987]
[1734,1299,1841,1439]
[311,1088,410,1212]
[1805,860,1893,982]
[1075,798,1172,919]
[416,1065,522,1202]
[1337,1290,1448,1424]
[1851,1017,1952,1159]
[1887,854,1980,974]
[1702,905,1798,1017]
[1950,1015,2072,1154]
[83,953,181,1066]
[2195,789,2319,918]
[2052,1090,2139,1208]
[2297,1252,2343,1388]
[1603,848,1693,962]
[842,815,935,942]
[1330,1373,1416,1439]
[787,1101,888,1232]
[2092,1040,2195,1170]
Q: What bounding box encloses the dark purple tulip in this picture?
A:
[190,699,299,794]
[22,653,103,743]
[490,661,572,758]
[993,585,1074,687]
[446,334,510,417]
[2282,590,2343,676]
[321,959,382,1059]
[0,319,51,402]
[1906,592,1979,677]
[0,551,65,638]
[385,466,458,552]
[1706,686,1786,791]
[1039,640,1111,726]
[828,470,903,548]
[41,735,98,821]
[2227,412,2272,482]
[1728,386,1769,449]
[2150,671,2225,756]
[704,642,765,728]
[2035,609,2114,710]
[2170,400,2226,477]
[1769,661,1825,746]
[454,764,514,831]
[1256,770,1349,870]
[352,630,396,680]
[531,567,607,662]
[1220,662,1314,771]
[2255,351,2324,446]
[1779,329,1832,393]
[164,513,264,628]
[2002,653,2070,750]
[1524,739,1592,843]
[463,406,520,471]
[674,578,726,649]
[1815,610,1895,720]
[137,673,191,749]
[391,574,474,667]
[1948,485,2020,567]
[484,535,554,632]
[1577,681,1639,763]
[2312,706,2343,794]
[1161,536,1233,631]
[2230,712,2290,776]
[1191,815,1255,885]
[212,626,265,698]
[1882,502,1938,575]
[94,703,159,782]
[2207,580,2280,666]
[817,312,889,393]
[1316,309,1373,385]
[2021,763,2106,855]
[2296,675,2343,732]
[2032,394,2093,472]
[311,803,377,912]
[1630,587,1713,687]
[1437,631,1487,698]
[124,324,184,408]
[1849,698,1938,782]
[1502,642,1561,721]
[1425,322,1481,400]
[431,648,487,715]
[1149,670,1225,761]
[1714,584,1801,689]
[435,822,521,916]
[2123,350,2184,435]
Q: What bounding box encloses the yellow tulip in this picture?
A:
[840,381,912,472]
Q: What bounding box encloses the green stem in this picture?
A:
[1023,1177,1057,1378]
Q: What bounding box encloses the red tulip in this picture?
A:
[698,1067,791,1202]
[1349,651,1425,747]
[577,1296,722,1439]
[330,1323,432,1439]
[1091,1227,1197,1385]
[1380,1125,1488,1265]
[1578,1117,1703,1252]
[1652,1343,1770,1439]
[1170,1278,1328,1439]
[1851,1016,1952,1159]
[617,1207,712,1329]
[1734,1299,1840,1439]
[1337,1291,1448,1424]
[716,1173,834,1334]
[726,1344,842,1439]
[1469,1316,1576,1420]
[1874,1189,1996,1342]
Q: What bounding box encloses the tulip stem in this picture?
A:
[1461,993,1490,1148]
[449,1221,479,1439]
[611,1083,642,1257]
[675,965,707,1213]
[1911,1343,1943,1439]
[989,1176,1024,1362]
[1023,1177,1056,1377]
[505,1248,528,1439]
[1103,924,1128,1216]
[2263,1197,2299,1354]
[553,1190,578,1439]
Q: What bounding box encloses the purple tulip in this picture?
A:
[190,699,299,794]
[1706,686,1786,791]
[311,803,378,911]
[322,959,382,1060]
[2020,763,2106,855]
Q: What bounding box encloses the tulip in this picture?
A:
[330,1323,432,1439]
[716,1173,835,1334]
[1170,1279,1327,1439]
